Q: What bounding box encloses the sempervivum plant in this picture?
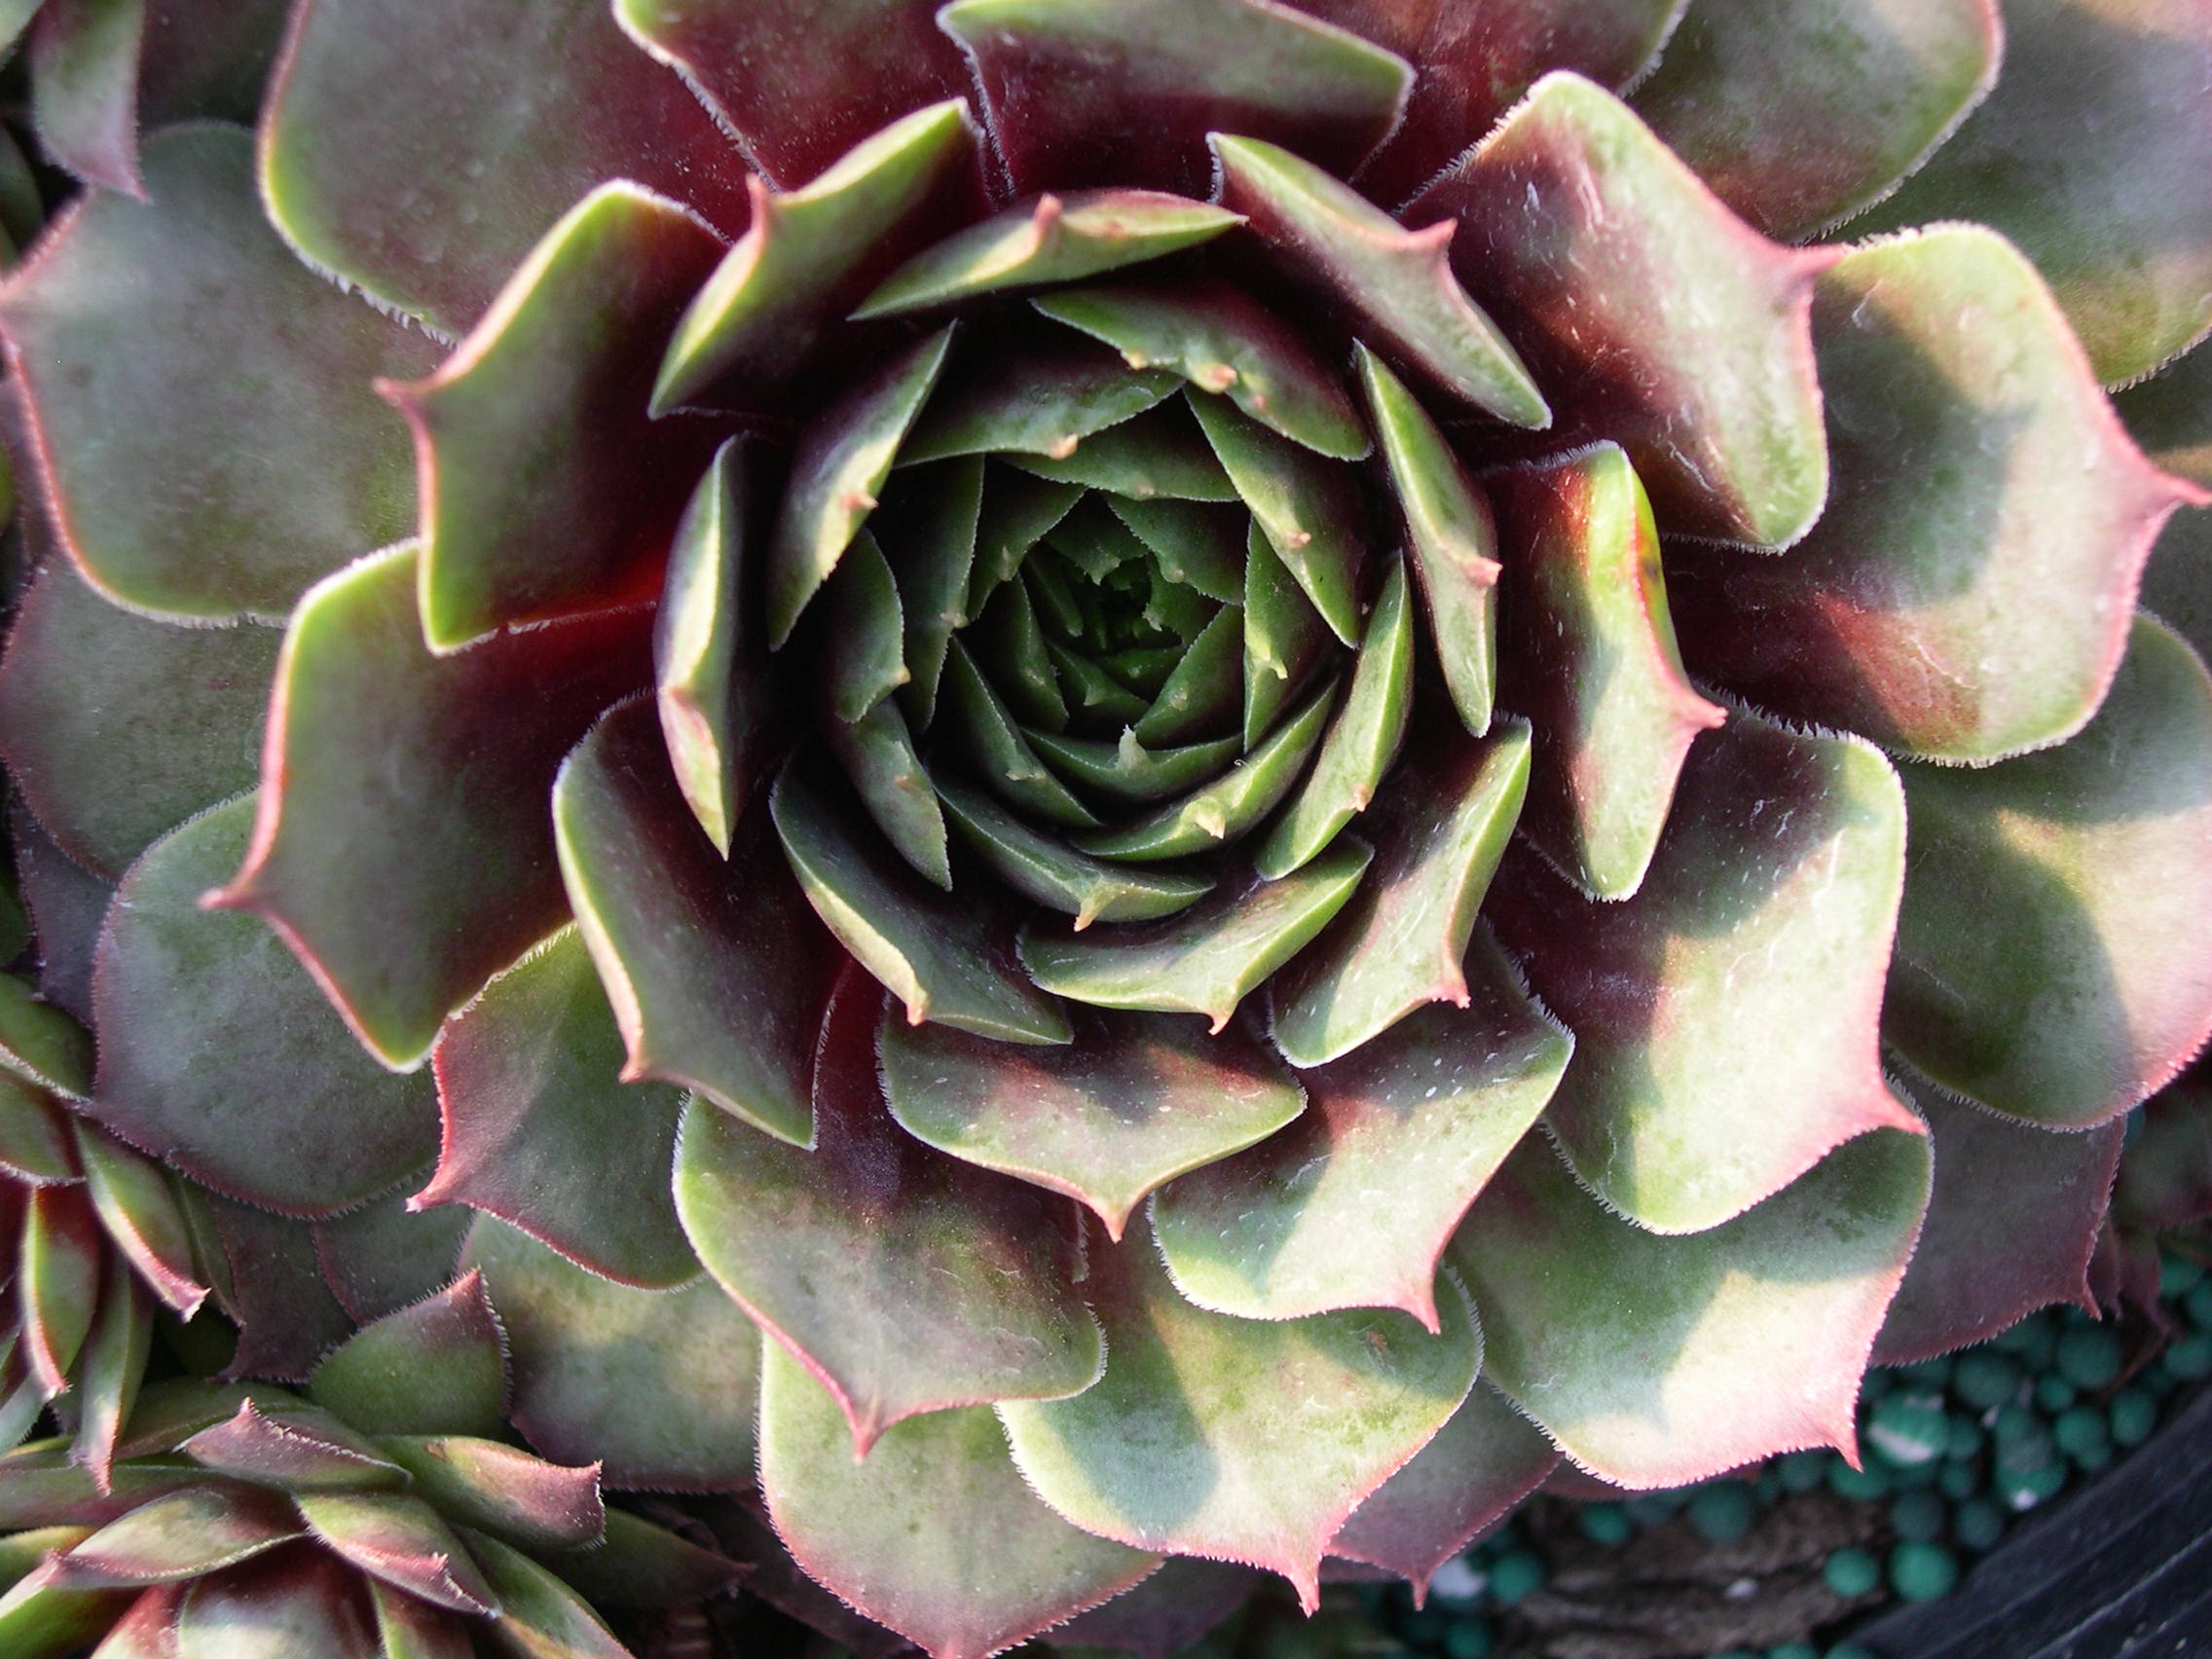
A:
[1,1,2211,1655]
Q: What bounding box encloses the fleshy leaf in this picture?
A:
[938,779,1213,929]
[1856,0,2212,384]
[941,0,1410,197]
[173,1548,380,1659]
[1109,497,1244,602]
[1189,393,1364,643]
[1021,844,1370,1030]
[900,333,1179,467]
[91,797,437,1215]
[195,1196,354,1384]
[770,761,1071,1046]
[182,1401,406,1494]
[1035,280,1368,460]
[1270,720,1530,1067]
[210,544,653,1071]
[367,1580,471,1659]
[760,1345,1158,1659]
[293,1491,495,1615]
[1408,74,1833,546]
[0,975,92,1100]
[1669,226,2202,763]
[1135,605,1244,747]
[51,1485,301,1586]
[1240,522,1331,749]
[1001,1214,1478,1612]
[1164,938,1565,1326]
[534,1508,745,1610]
[307,1274,506,1441]
[461,1218,758,1493]
[1631,0,2000,240]
[856,190,1242,319]
[612,0,969,191]
[673,968,1102,1454]
[1873,1069,2122,1366]
[377,1438,601,1554]
[1004,400,1238,502]
[386,183,725,652]
[0,1077,75,1185]
[555,698,835,1147]
[1452,1127,1931,1489]
[2117,1074,2212,1232]
[12,804,110,1026]
[1492,445,1724,897]
[20,1187,100,1400]
[765,325,954,647]
[881,459,983,731]
[940,641,1100,830]
[880,1004,1304,1237]
[463,1529,630,1659]
[1209,135,1548,429]
[1050,1557,1263,1659]
[1884,614,2212,1126]
[1026,728,1241,808]
[1486,711,1919,1233]
[262,0,750,335]
[71,1125,205,1318]
[823,533,911,722]
[421,927,693,1289]
[653,100,983,413]
[27,0,145,196]
[2117,339,2212,490]
[0,126,434,619]
[827,700,953,887]
[1327,1382,1560,1601]
[312,1184,471,1326]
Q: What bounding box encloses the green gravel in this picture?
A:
[1951,1350,2023,1410]
[1487,1551,1543,1607]
[1688,1483,1756,1543]
[1578,1502,1632,1546]
[2110,1389,2157,1447]
[1824,1547,1881,1598]
[2056,1327,2121,1389]
[1953,1497,2006,1551]
[1889,1490,1946,1543]
[1888,1541,1960,1603]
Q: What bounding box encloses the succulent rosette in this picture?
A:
[2,1,2212,1655]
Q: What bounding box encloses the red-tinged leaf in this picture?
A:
[1487,711,1921,1234]
[700,1499,915,1659]
[1672,228,2204,763]
[377,1438,601,1554]
[530,1506,744,1610]
[554,697,837,1149]
[421,927,693,1290]
[181,1402,407,1494]
[461,1218,758,1493]
[1327,1381,1558,1602]
[1409,74,1834,547]
[1872,1071,2122,1366]
[0,1561,132,1659]
[365,1578,471,1659]
[2144,504,2212,670]
[759,1343,1159,1659]
[311,1182,470,1325]
[2117,337,2212,492]
[1162,938,1567,1327]
[261,0,750,337]
[1490,445,1724,898]
[0,1445,214,1531]
[91,798,437,1215]
[10,808,107,1027]
[940,0,1411,197]
[28,0,145,197]
[1631,0,1999,240]
[136,0,290,125]
[0,554,271,882]
[307,1274,506,1441]
[109,1379,267,1464]
[69,1273,150,1496]
[1047,1556,1263,1659]
[1858,0,2212,385]
[0,1073,76,1184]
[1344,0,1686,208]
[193,1196,353,1384]
[387,185,726,652]
[0,974,92,1100]
[72,1125,206,1320]
[0,126,436,621]
[1002,1216,1479,1612]
[613,0,971,191]
[73,1581,180,1659]
[2116,1074,2212,1232]
[1450,1128,1931,1489]
[171,1546,380,1659]
[209,544,653,1071]
[20,1185,102,1400]
[673,968,1101,1456]
[52,1485,303,1587]
[460,1528,629,1659]
[1885,615,2212,1126]
[878,1004,1305,1239]
[293,1491,496,1616]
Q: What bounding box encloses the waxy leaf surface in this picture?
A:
[28,0,146,197]
[307,1274,506,1441]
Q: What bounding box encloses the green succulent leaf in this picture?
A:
[388,182,725,653]
[367,1578,470,1659]
[0,1566,132,1659]
[462,1527,631,1659]
[461,1219,758,1493]
[1489,711,1921,1234]
[534,1508,744,1611]
[1885,614,2212,1125]
[972,467,1086,614]
[1410,73,1833,546]
[1108,497,1245,601]
[0,1078,77,1185]
[181,1401,407,1494]
[1001,1214,1479,1611]
[900,334,1181,467]
[1164,937,1566,1325]
[48,1484,302,1587]
[1136,604,1245,747]
[376,1438,601,1554]
[882,459,984,730]
[760,1343,1160,1659]
[66,1259,148,1490]
[0,975,92,1102]
[25,0,145,197]
[937,778,1214,929]
[1005,399,1239,501]
[1190,392,1365,644]
[71,1125,205,1319]
[1452,1127,1931,1489]
[673,970,1102,1454]
[826,701,954,889]
[0,126,435,621]
[1239,523,1331,748]
[420,926,693,1289]
[1271,720,1530,1068]
[940,642,1102,830]
[308,1274,506,1442]
[294,1489,497,1615]
[311,1185,473,1329]
[210,544,654,1071]
[880,1004,1304,1237]
[1025,728,1242,808]
[1492,444,1725,898]
[822,531,911,721]
[174,1550,380,1659]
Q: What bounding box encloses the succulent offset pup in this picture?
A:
[1,0,2211,1654]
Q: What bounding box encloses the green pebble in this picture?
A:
[2187,1279,2212,1331]
[1403,1607,1447,1642]
[1443,1622,1492,1659]
[2109,1388,2157,1448]
[1866,1389,1950,1468]
[1488,1550,1544,1606]
[1824,1547,1882,1598]
[1889,1540,1960,1603]
[2161,1252,2204,1298]
[1937,1461,1978,1500]
[2054,1406,2109,1462]
[1890,1489,1947,1543]
[1578,1502,1633,1546]
[1891,1456,1942,1492]
[2165,1334,2212,1380]
[1943,1415,1984,1460]
[1954,1497,2006,1552]
[1767,1646,1820,1659]
[1689,1483,1756,1543]
[1901,1356,1953,1387]
[1755,1469,1783,1505]
[1860,1369,1895,1401]
[1828,1460,1890,1501]
[2034,1375,2077,1414]
[1950,1350,2023,1411]
[1778,1451,1828,1493]
[1996,1314,2056,1369]
[2057,1326,2121,1390]
[1624,1493,1683,1526]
